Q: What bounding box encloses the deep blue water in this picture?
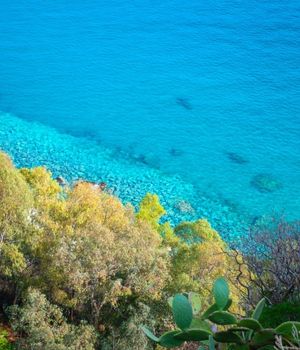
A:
[0,0,299,238]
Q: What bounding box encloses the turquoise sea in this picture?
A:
[0,0,299,241]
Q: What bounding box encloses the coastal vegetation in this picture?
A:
[0,151,299,349]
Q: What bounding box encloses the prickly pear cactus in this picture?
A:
[141,277,300,349]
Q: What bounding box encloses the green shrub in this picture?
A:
[0,152,34,280]
[260,301,300,329]
[7,288,98,350]
[0,328,13,350]
[100,303,155,350]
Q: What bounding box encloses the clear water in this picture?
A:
[0,0,299,239]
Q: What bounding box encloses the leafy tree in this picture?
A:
[20,166,66,235]
[100,302,156,350]
[0,152,33,236]
[20,166,61,201]
[163,219,249,312]
[0,152,35,300]
[22,182,170,328]
[8,288,98,350]
[137,193,166,230]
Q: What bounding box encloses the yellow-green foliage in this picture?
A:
[20,166,61,200]
[136,194,248,313]
[0,154,169,331]
[0,152,33,234]
[20,166,65,233]
[35,182,169,315]
[162,219,248,312]
[136,193,166,230]
[0,152,34,278]
[8,288,98,350]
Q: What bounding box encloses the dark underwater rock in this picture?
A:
[226,152,248,164]
[135,154,147,165]
[251,173,282,193]
[176,97,193,110]
[55,176,67,186]
[133,153,160,169]
[250,215,269,227]
[169,148,184,157]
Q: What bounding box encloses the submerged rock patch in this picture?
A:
[251,173,282,193]
[175,200,195,214]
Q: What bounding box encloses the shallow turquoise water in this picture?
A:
[0,112,247,242]
[0,0,299,237]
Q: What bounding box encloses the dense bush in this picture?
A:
[8,288,97,350]
[0,153,34,288]
[0,327,13,350]
[161,220,250,313]
[260,301,300,329]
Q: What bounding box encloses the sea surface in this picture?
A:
[0,0,299,241]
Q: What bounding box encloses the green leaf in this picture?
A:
[224,298,233,311]
[208,311,237,325]
[214,331,244,344]
[172,294,193,330]
[229,327,252,332]
[174,328,211,341]
[209,335,215,350]
[189,292,202,315]
[257,346,276,350]
[190,318,212,332]
[202,303,219,319]
[252,298,266,321]
[275,321,300,341]
[213,278,229,309]
[251,330,276,347]
[159,330,184,348]
[140,326,159,342]
[238,318,262,331]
